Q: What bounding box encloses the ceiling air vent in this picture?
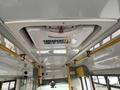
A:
[43,39,70,44]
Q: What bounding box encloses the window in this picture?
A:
[102,36,110,44]
[2,82,9,90]
[92,76,98,83]
[2,80,16,90]
[98,76,106,84]
[92,76,108,90]
[108,76,119,86]
[4,38,15,52]
[92,75,120,90]
[86,77,92,90]
[112,29,120,38]
[9,81,15,89]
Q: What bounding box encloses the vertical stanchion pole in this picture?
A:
[32,63,35,90]
[66,64,72,90]
[40,65,43,85]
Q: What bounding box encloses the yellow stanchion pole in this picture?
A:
[40,65,43,84]
[66,64,72,90]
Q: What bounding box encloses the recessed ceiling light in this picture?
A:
[53,49,66,54]
[72,49,79,52]
[71,39,77,44]
[36,51,40,54]
[40,50,49,54]
[90,47,93,51]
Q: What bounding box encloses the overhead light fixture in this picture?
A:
[71,39,77,44]
[36,50,49,54]
[40,50,49,54]
[36,51,40,54]
[72,49,79,52]
[90,47,93,51]
[53,49,66,54]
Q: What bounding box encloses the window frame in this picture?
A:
[1,80,16,90]
[91,74,120,90]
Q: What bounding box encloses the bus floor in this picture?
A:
[37,83,68,90]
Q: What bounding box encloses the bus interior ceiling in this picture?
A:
[0,0,120,90]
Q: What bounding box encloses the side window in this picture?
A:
[92,75,120,90]
[4,38,15,52]
[108,76,119,86]
[86,77,92,90]
[1,81,16,90]
[112,29,120,39]
[98,76,106,84]
[2,82,9,90]
[102,36,110,44]
[9,81,15,90]
[92,76,99,83]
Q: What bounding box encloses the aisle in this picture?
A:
[37,83,68,90]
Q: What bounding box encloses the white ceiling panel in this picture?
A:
[42,56,67,66]
[0,0,120,21]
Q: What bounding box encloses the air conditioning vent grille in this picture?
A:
[43,39,70,44]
